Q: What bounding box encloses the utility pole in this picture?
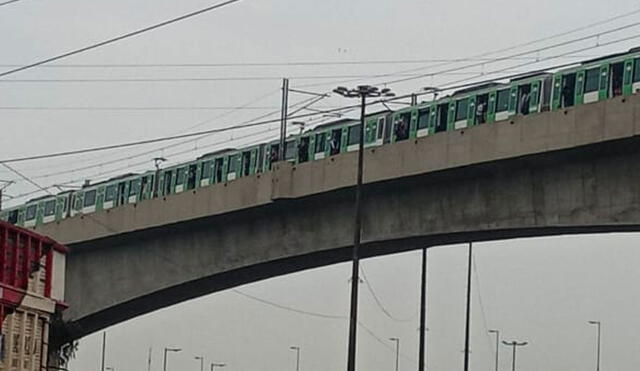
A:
[279,78,290,161]
[389,337,400,371]
[195,356,204,371]
[289,346,300,371]
[489,329,500,371]
[163,347,181,371]
[333,85,395,371]
[101,332,106,371]
[419,248,428,371]
[588,321,602,371]
[502,341,528,371]
[147,347,152,371]
[463,242,473,371]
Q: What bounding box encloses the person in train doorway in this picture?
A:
[475,101,486,124]
[269,146,278,169]
[519,92,530,115]
[394,119,408,141]
[298,139,309,163]
[329,134,340,155]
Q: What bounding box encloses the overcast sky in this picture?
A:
[3,0,640,370]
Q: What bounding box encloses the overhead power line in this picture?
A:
[360,266,416,323]
[0,0,243,79]
[0,0,20,7]
[0,55,595,69]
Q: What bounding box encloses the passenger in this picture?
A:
[476,102,485,124]
[269,147,278,169]
[329,136,340,155]
[520,93,530,115]
[298,140,309,163]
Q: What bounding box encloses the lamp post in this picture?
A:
[389,337,400,371]
[333,85,395,371]
[488,329,500,371]
[502,341,527,371]
[588,321,602,371]
[163,347,181,371]
[290,346,301,371]
[195,356,204,371]
[106,367,114,371]
[210,363,226,371]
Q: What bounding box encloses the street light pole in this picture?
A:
[463,242,473,371]
[502,341,527,371]
[333,85,395,371]
[389,337,400,371]
[418,248,428,371]
[488,329,500,371]
[195,356,204,371]
[290,346,301,371]
[101,332,106,371]
[588,321,602,371]
[163,347,181,371]
[210,363,226,371]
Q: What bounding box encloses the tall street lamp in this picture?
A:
[389,337,400,371]
[163,347,181,371]
[588,320,602,371]
[502,341,527,371]
[333,84,395,371]
[488,329,500,371]
[195,356,204,371]
[210,363,226,371]
[290,346,301,371]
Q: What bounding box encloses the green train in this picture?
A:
[4,47,640,228]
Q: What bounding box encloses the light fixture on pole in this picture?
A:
[163,347,181,371]
[488,329,500,371]
[292,121,306,135]
[333,85,395,371]
[588,320,602,371]
[210,363,226,371]
[502,340,527,371]
[195,356,204,371]
[290,346,301,371]
[389,337,400,371]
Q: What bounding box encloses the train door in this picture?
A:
[298,137,310,163]
[267,144,279,170]
[383,116,393,143]
[375,116,386,145]
[346,125,360,151]
[453,98,469,129]
[329,129,342,156]
[284,140,297,162]
[632,57,640,94]
[416,107,430,137]
[117,181,127,205]
[162,172,172,196]
[623,59,634,96]
[175,168,186,193]
[610,62,624,97]
[214,158,224,183]
[186,164,197,190]
[466,95,476,127]
[598,64,609,101]
[227,155,238,181]
[128,179,140,203]
[393,112,411,142]
[314,133,326,160]
[200,161,212,187]
[528,80,541,114]
[561,73,576,108]
[517,84,531,115]
[435,103,449,133]
[241,151,252,177]
[475,94,489,124]
[507,85,518,117]
[495,88,511,121]
[104,184,116,209]
[582,68,599,104]
[486,91,497,123]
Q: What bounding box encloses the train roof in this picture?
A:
[452,82,504,97]
[581,46,640,66]
[197,148,237,159]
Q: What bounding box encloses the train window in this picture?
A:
[129,180,139,196]
[634,58,640,82]
[348,125,361,146]
[377,117,385,139]
[83,190,97,207]
[201,161,212,179]
[496,89,510,112]
[584,68,600,93]
[8,210,18,224]
[315,133,326,153]
[187,165,197,188]
[214,158,224,182]
[105,185,116,202]
[44,200,56,217]
[417,108,430,129]
[284,141,296,160]
[26,205,37,220]
[228,155,238,172]
[175,168,186,185]
[242,152,251,176]
[455,99,469,121]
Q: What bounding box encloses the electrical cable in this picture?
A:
[472,253,496,368]
[0,0,20,7]
[360,266,417,323]
[0,0,243,79]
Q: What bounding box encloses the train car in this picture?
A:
[363,110,393,147]
[551,47,640,111]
